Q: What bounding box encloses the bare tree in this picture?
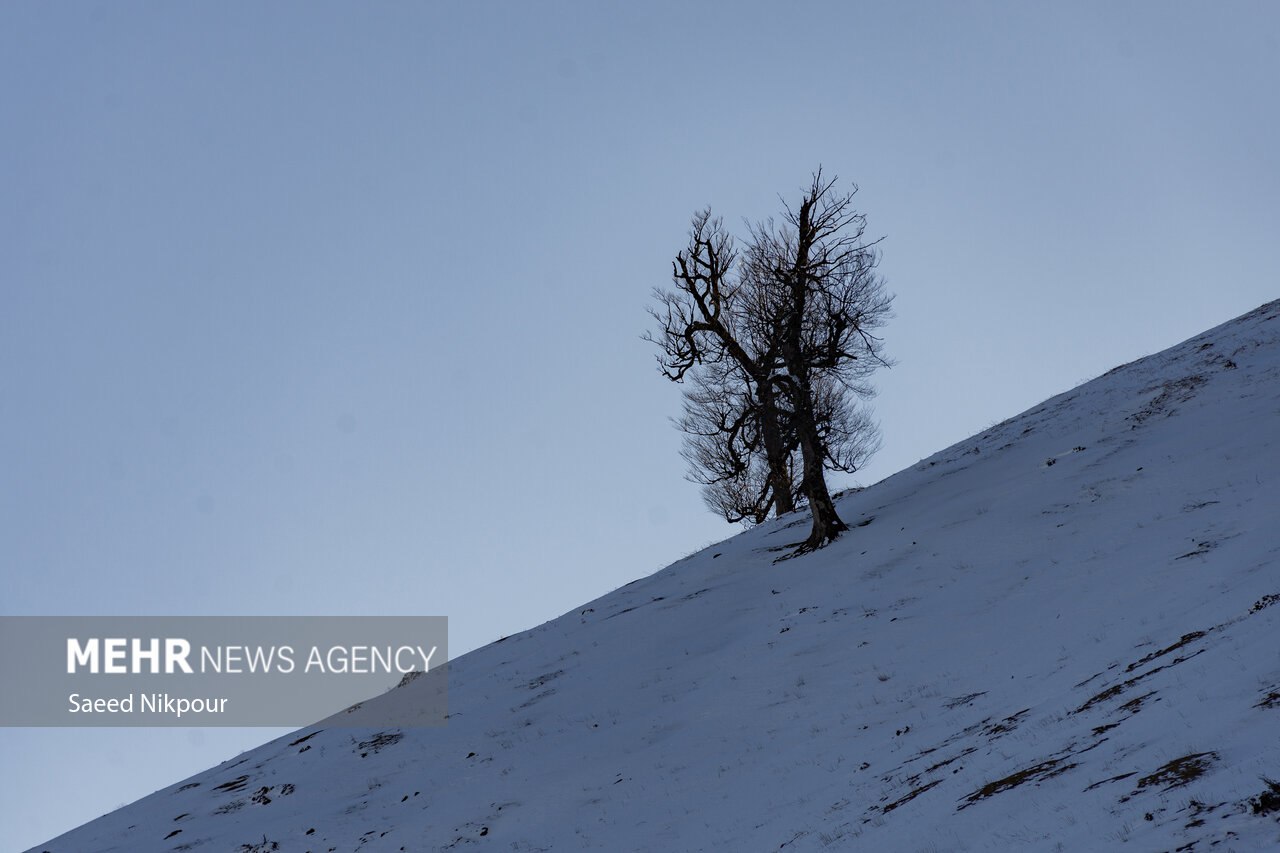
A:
[648,173,892,553]
[645,211,797,521]
[744,170,893,551]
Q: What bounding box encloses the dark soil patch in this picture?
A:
[1250,594,1280,614]
[212,775,250,794]
[1256,689,1280,710]
[1136,752,1217,792]
[943,692,986,710]
[1126,632,1205,672]
[1250,778,1280,815]
[1129,375,1207,426]
[883,779,942,814]
[959,757,1077,810]
[1075,649,1206,714]
[1118,691,1158,714]
[1084,772,1137,792]
[983,709,1029,736]
[356,731,404,757]
[925,747,976,775]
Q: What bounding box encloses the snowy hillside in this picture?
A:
[32,300,1280,852]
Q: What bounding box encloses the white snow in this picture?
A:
[30,300,1280,852]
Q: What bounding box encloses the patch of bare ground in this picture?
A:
[1075,648,1206,714]
[1129,374,1208,427]
[1256,688,1280,710]
[882,779,943,814]
[1249,778,1280,816]
[958,757,1078,810]
[1083,772,1137,792]
[1126,632,1205,672]
[1136,752,1218,792]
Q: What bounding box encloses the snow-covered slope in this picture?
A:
[32,301,1280,852]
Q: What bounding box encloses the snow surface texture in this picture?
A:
[32,301,1280,852]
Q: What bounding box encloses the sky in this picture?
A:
[2,2,1277,850]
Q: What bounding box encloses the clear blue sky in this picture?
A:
[3,2,1277,849]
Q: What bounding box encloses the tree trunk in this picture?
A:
[797,436,846,550]
[785,192,846,551]
[755,380,795,516]
[790,371,847,551]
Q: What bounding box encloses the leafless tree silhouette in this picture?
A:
[647,170,893,553]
